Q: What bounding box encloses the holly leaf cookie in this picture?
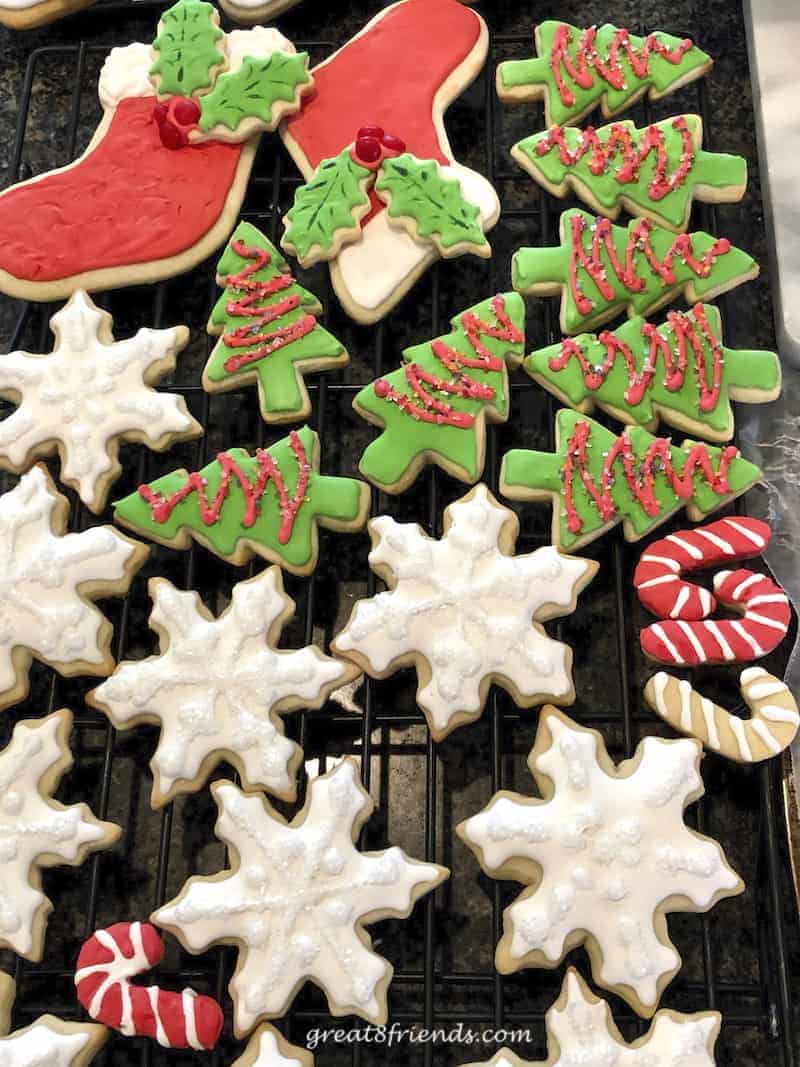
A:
[113,426,370,574]
[232,1025,313,1067]
[150,0,225,99]
[497,21,713,126]
[512,209,758,335]
[89,568,356,808]
[468,970,719,1067]
[204,222,349,423]
[153,759,448,1035]
[198,50,312,142]
[0,710,121,960]
[500,409,762,553]
[525,304,780,443]
[0,291,201,514]
[458,707,742,1017]
[332,485,597,742]
[513,115,746,234]
[0,466,148,712]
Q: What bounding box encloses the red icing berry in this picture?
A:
[174,98,201,126]
[381,133,406,154]
[355,135,382,164]
[374,378,391,398]
[152,103,168,126]
[158,121,184,151]
[357,125,385,141]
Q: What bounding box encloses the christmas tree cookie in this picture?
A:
[497,21,713,127]
[512,115,746,233]
[354,293,525,493]
[113,427,369,574]
[500,409,761,553]
[513,209,758,335]
[204,222,348,423]
[525,304,781,442]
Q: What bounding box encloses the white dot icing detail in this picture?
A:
[334,485,595,739]
[153,760,446,1033]
[460,711,741,1014]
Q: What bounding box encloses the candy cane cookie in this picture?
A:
[645,668,799,762]
[634,516,771,620]
[74,921,223,1050]
[641,566,791,666]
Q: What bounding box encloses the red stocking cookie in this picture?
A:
[281,0,500,323]
[75,922,223,1050]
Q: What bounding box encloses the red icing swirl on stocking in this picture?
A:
[549,304,724,412]
[373,295,523,427]
[562,418,739,535]
[569,214,731,315]
[549,24,695,108]
[535,117,696,200]
[220,240,317,373]
[138,429,310,544]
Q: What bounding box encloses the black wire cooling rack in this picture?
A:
[0,3,798,1066]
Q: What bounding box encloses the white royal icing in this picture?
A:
[0,712,109,958]
[226,27,296,70]
[334,485,594,738]
[0,291,196,512]
[92,568,348,803]
[234,1027,306,1067]
[0,467,139,704]
[98,43,154,111]
[336,163,500,314]
[460,711,740,1012]
[0,1022,91,1067]
[153,760,444,1033]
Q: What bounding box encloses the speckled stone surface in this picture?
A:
[0,2,798,1066]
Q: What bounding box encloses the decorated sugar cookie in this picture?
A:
[0,982,109,1067]
[468,969,720,1067]
[0,710,121,960]
[354,294,525,493]
[0,3,313,302]
[646,669,799,764]
[203,222,348,424]
[0,291,201,513]
[497,21,713,127]
[153,760,448,1035]
[500,409,762,553]
[281,0,500,323]
[525,304,781,442]
[232,1025,314,1067]
[332,485,597,742]
[113,426,370,574]
[512,209,758,335]
[0,466,148,712]
[89,568,356,808]
[75,922,223,1049]
[458,707,742,1018]
[513,115,746,233]
[220,0,302,27]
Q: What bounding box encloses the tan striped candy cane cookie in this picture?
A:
[644,668,799,762]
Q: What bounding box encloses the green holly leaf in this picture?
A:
[198,52,312,135]
[150,0,224,99]
[375,153,489,257]
[281,149,373,267]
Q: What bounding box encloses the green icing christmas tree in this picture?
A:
[513,208,757,335]
[512,115,746,232]
[525,304,780,442]
[500,409,761,552]
[203,221,348,424]
[150,0,225,99]
[113,426,369,574]
[354,293,526,492]
[497,20,712,127]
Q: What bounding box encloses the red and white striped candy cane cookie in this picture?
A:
[74,921,223,1050]
[633,516,771,621]
[641,566,791,666]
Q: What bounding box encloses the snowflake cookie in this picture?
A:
[0,291,202,514]
[0,710,121,960]
[231,1024,313,1067]
[332,485,598,741]
[153,759,448,1035]
[0,972,109,1066]
[89,567,357,807]
[0,466,148,713]
[467,968,719,1067]
[458,707,742,1018]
